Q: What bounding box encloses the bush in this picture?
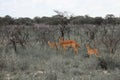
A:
[97,53,120,70]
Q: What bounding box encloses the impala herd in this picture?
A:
[48,37,100,57]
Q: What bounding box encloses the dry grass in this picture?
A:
[0,24,120,80]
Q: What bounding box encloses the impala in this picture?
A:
[59,37,80,55]
[86,44,99,57]
[48,41,58,50]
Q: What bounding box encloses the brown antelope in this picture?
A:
[59,37,80,55]
[86,44,99,57]
[48,41,58,50]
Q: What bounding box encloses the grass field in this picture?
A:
[0,24,120,80]
[0,42,120,80]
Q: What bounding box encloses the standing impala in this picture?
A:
[48,41,58,50]
[86,44,99,57]
[59,37,80,55]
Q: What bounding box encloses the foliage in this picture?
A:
[1,14,120,26]
[0,13,120,80]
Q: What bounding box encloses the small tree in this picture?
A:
[85,25,99,48]
[5,25,27,52]
[101,25,120,54]
[54,10,70,39]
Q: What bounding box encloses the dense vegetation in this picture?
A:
[0,13,120,80]
[0,14,120,26]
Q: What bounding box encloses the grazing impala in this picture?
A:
[86,44,99,57]
[48,41,58,50]
[59,37,80,55]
